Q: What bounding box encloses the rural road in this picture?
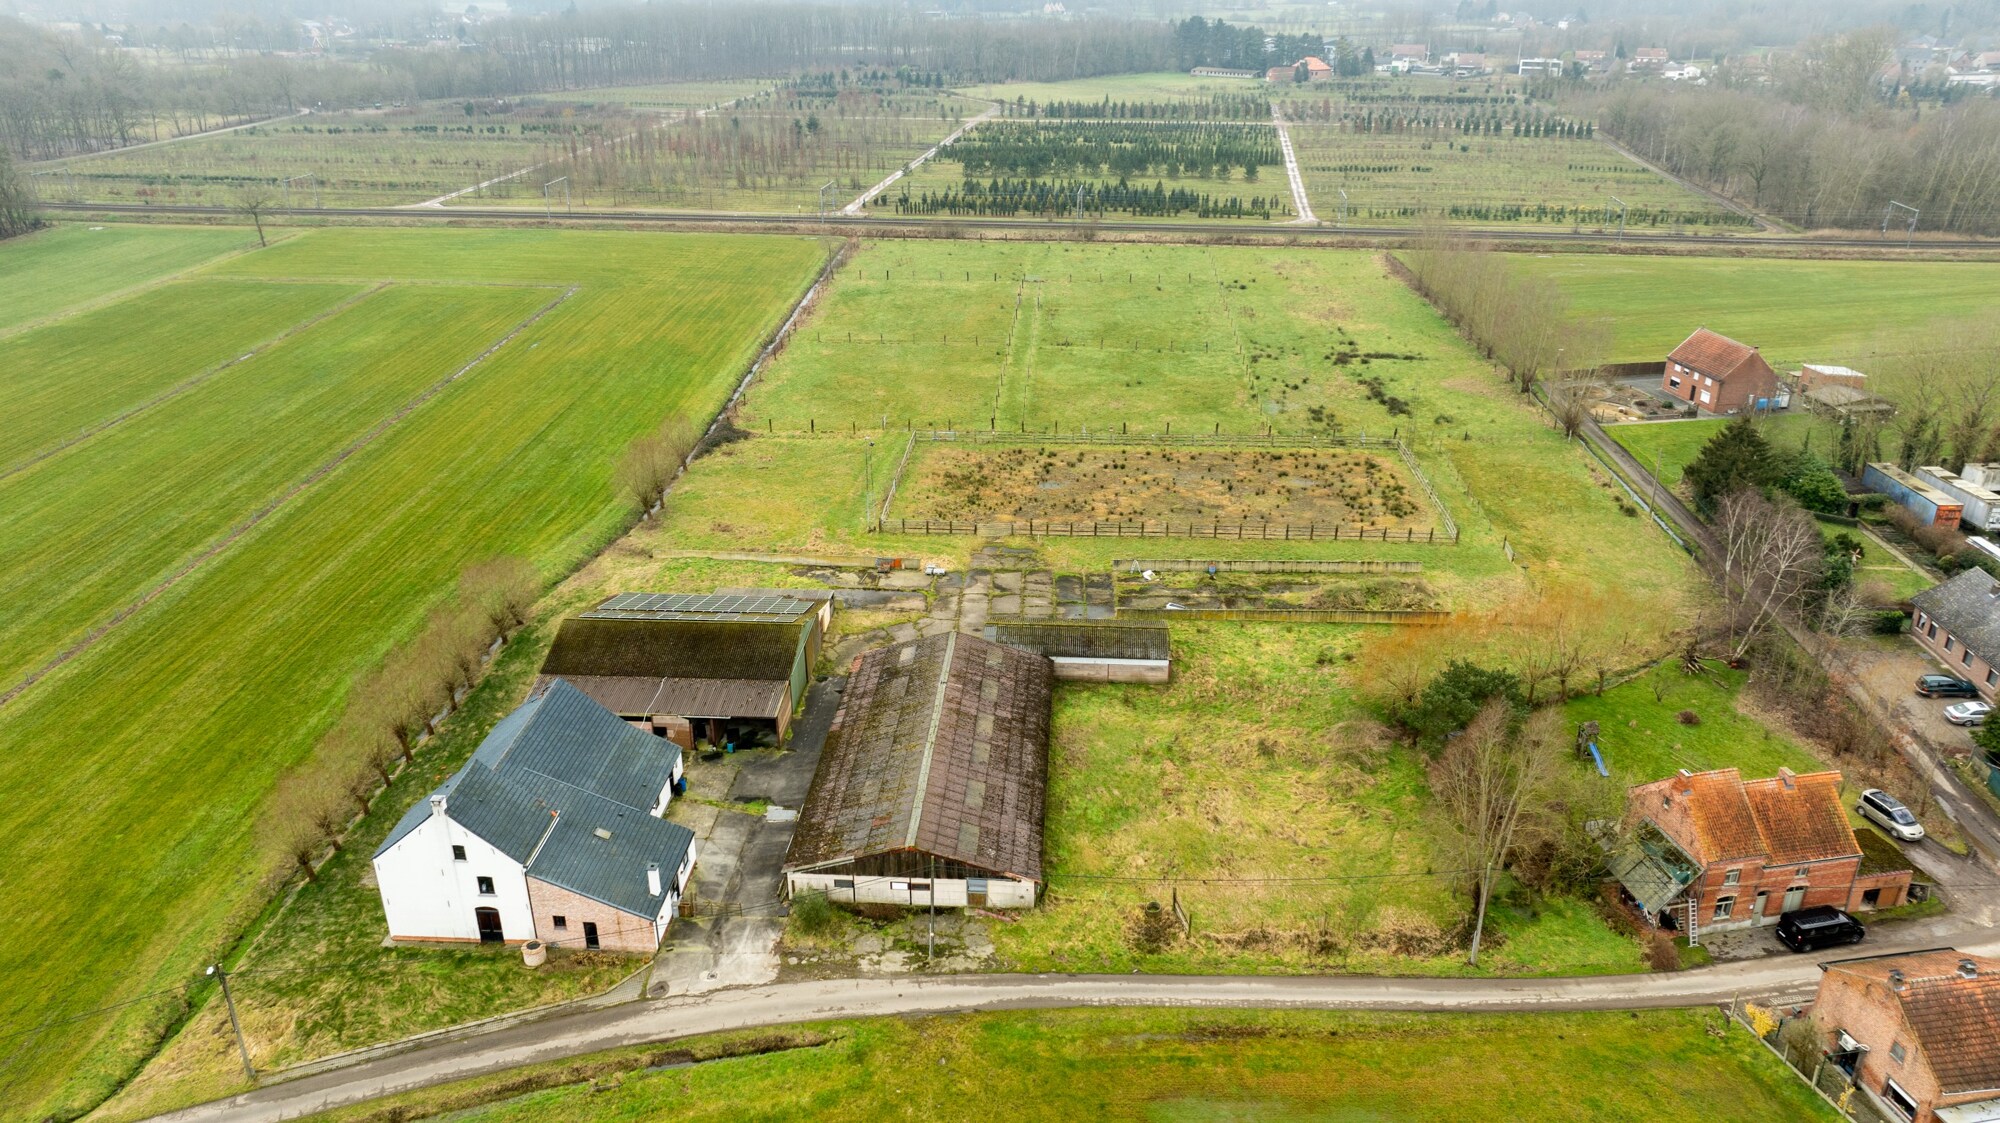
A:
[843,102,1001,214]
[1269,103,1316,224]
[149,928,2000,1123]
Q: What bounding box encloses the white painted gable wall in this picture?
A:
[373,806,537,943]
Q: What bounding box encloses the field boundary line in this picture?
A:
[0,232,299,343]
[0,282,389,483]
[1270,102,1316,224]
[24,108,309,168]
[844,101,1001,214]
[0,284,579,709]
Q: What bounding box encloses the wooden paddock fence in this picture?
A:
[1115,606,1452,625]
[874,518,1456,543]
[1118,559,1424,574]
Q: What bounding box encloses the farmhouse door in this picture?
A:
[1782,886,1806,912]
[475,907,504,943]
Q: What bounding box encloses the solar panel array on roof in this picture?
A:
[581,592,819,623]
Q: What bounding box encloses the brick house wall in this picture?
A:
[1912,608,2000,700]
[525,877,664,955]
[1814,972,1950,1123]
[1690,855,1864,930]
[1850,870,1911,911]
[1661,359,1776,415]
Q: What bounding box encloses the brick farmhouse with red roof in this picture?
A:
[1662,327,1781,416]
[1610,767,1911,940]
[1812,949,2000,1123]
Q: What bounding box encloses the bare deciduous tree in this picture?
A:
[1428,701,1565,966]
[235,186,275,247]
[616,416,701,513]
[1714,490,1827,660]
[1544,370,1606,440]
[460,556,540,635]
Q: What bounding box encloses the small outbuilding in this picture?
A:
[987,620,1171,683]
[784,633,1052,909]
[537,592,829,745]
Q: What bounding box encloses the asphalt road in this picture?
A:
[149,927,2000,1123]
[38,201,2000,252]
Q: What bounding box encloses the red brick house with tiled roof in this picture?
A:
[1813,949,2000,1123]
[1611,767,1911,940]
[1663,327,1781,415]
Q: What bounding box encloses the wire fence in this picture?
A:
[1116,606,1451,624]
[875,518,1454,543]
[1117,558,1423,574]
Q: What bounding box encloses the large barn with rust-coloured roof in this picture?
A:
[784,632,1052,909]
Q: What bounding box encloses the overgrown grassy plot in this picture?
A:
[1564,662,1824,786]
[52,104,624,207]
[888,119,1292,220]
[313,1008,1839,1123]
[953,72,1266,104]
[0,277,363,470]
[1511,255,2000,369]
[531,79,775,110]
[0,224,255,331]
[0,283,551,691]
[537,83,981,212]
[0,227,825,1122]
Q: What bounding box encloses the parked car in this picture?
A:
[1945,700,1993,726]
[1857,789,1928,842]
[1916,674,1981,698]
[1776,906,1865,953]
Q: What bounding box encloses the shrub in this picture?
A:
[1872,611,1908,635]
[790,889,837,936]
[1676,709,1701,725]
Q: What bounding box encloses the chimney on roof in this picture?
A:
[1961,959,1980,980]
[429,793,448,818]
[1890,969,1907,990]
[1778,767,1796,790]
[647,862,662,897]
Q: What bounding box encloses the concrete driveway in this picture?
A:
[652,676,842,997]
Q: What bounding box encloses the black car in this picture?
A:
[1916,674,1981,698]
[1776,906,1865,952]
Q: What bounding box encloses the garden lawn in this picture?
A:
[1605,413,1825,491]
[0,277,363,471]
[0,282,550,688]
[1513,255,2000,370]
[1824,518,1935,601]
[1565,661,1824,787]
[310,1007,1839,1123]
[0,223,255,330]
[0,226,825,1123]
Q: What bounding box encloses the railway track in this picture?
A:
[39,201,2000,252]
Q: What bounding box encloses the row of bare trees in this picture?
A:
[0,146,35,237]
[1397,230,1608,409]
[261,558,539,883]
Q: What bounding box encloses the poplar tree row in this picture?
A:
[945,121,1279,180]
[1003,94,1271,121]
[891,178,1286,219]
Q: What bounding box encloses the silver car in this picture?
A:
[1858,789,1926,842]
[1944,700,1993,726]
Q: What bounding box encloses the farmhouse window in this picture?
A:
[1713,896,1735,919]
[452,845,467,861]
[1883,1077,1918,1119]
[1946,635,1956,652]
[1986,669,1996,687]
[1965,649,1974,667]
[833,879,855,890]
[584,922,600,950]
[1699,389,1713,405]
[1723,869,1740,886]
[1916,613,1927,628]
[1668,376,1682,389]
[552,915,567,930]
[476,876,496,896]
[1890,1041,1906,1064]
[1928,622,1939,639]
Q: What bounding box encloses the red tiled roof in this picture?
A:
[1826,951,2000,1095]
[1674,768,1767,862]
[1300,56,1332,72]
[1668,327,1777,384]
[1741,770,1860,865]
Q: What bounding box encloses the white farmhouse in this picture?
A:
[372,678,695,954]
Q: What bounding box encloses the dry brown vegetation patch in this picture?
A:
[897,445,1427,527]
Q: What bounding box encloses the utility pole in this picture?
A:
[207,964,255,1082]
[542,176,569,218]
[1607,196,1627,242]
[1337,187,1349,227]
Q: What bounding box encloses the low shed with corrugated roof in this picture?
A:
[784,632,1052,909]
[988,620,1171,683]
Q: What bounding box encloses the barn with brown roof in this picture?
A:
[1611,767,1911,942]
[1813,949,2000,1123]
[1662,327,1781,416]
[783,632,1052,909]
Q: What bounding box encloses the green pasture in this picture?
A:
[1514,255,2000,369]
[0,223,256,330]
[312,1007,1838,1123]
[0,277,361,470]
[0,282,549,690]
[0,226,825,1122]
[1605,414,1825,490]
[1565,661,1824,787]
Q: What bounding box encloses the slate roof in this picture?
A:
[785,633,1052,882]
[375,679,693,919]
[989,621,1171,662]
[535,674,791,720]
[1826,951,2000,1096]
[1668,328,1777,385]
[1912,568,2000,667]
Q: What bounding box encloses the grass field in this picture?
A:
[531,80,776,110]
[1565,661,1824,786]
[0,225,825,1122]
[1515,255,2000,369]
[0,223,259,330]
[307,1007,1839,1123]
